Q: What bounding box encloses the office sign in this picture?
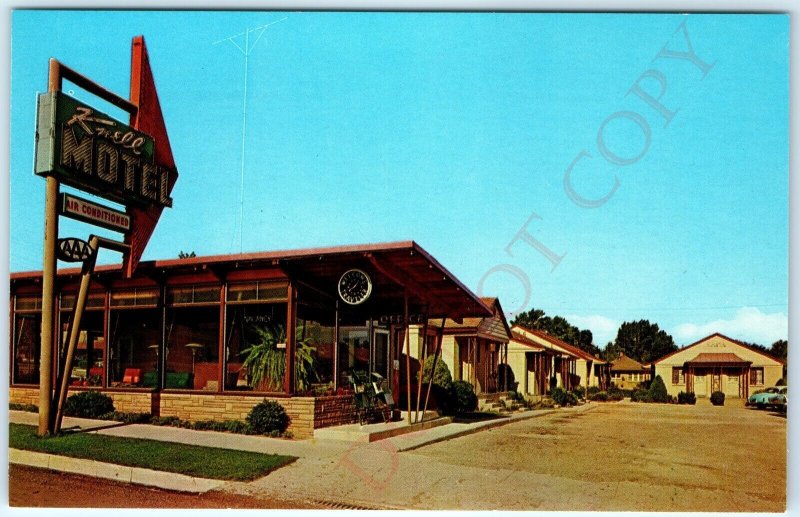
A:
[34,91,173,209]
[60,193,131,232]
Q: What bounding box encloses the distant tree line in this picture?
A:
[511,308,788,366]
[511,308,600,357]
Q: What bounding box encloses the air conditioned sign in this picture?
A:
[60,193,131,232]
[34,92,173,208]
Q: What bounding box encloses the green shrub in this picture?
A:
[100,411,151,423]
[587,386,601,396]
[247,399,290,434]
[630,388,651,402]
[589,391,609,401]
[550,387,578,407]
[648,375,671,403]
[677,391,697,405]
[572,385,585,399]
[533,398,556,409]
[607,386,624,401]
[10,403,38,412]
[776,378,786,386]
[449,381,478,414]
[509,391,526,403]
[496,364,517,392]
[710,391,725,406]
[419,356,453,391]
[151,416,181,426]
[63,391,115,419]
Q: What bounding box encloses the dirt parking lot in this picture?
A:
[411,399,786,511]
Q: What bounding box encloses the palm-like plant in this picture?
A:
[241,324,318,392]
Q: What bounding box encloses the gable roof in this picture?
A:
[610,353,649,372]
[430,297,512,342]
[511,325,605,363]
[652,332,785,365]
[509,328,550,352]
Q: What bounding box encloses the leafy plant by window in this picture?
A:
[247,399,290,434]
[63,391,115,419]
[240,324,317,392]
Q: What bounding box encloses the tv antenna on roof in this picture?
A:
[213,17,288,252]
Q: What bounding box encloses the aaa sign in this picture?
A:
[35,91,173,209]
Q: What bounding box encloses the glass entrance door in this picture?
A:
[372,329,390,391]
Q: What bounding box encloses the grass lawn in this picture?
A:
[9,423,296,481]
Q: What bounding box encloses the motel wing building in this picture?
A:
[652,333,785,399]
[10,241,492,438]
[507,325,609,397]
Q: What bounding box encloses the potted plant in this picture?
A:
[241,323,317,392]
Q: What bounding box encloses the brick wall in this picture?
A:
[106,391,153,414]
[10,387,38,406]
[10,386,356,439]
[159,393,317,439]
[314,395,356,429]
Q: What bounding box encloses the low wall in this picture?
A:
[313,395,356,429]
[10,387,38,406]
[159,393,316,439]
[9,387,356,440]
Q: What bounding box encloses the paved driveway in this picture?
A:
[235,399,785,511]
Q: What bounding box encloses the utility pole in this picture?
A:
[213,18,287,252]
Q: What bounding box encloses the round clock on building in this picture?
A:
[338,269,372,305]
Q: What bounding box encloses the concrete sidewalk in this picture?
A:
[9,403,597,506]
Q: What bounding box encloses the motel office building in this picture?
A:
[652,333,785,399]
[10,241,493,437]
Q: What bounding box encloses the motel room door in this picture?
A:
[724,367,740,398]
[694,369,708,397]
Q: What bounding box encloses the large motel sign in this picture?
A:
[33,36,178,435]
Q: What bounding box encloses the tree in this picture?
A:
[512,308,600,356]
[770,339,787,362]
[612,320,676,364]
[178,250,196,259]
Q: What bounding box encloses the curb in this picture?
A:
[9,448,226,493]
[395,402,598,452]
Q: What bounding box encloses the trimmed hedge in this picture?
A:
[648,375,671,403]
[677,391,696,405]
[589,390,609,402]
[247,399,290,434]
[449,381,478,414]
[550,387,578,407]
[710,391,725,406]
[630,388,650,402]
[63,391,115,419]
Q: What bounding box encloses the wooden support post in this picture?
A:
[53,236,100,433]
[39,59,62,436]
[52,236,129,434]
[403,293,411,424]
[421,317,445,422]
[284,282,297,395]
[414,319,428,423]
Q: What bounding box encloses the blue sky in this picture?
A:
[9,11,789,347]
